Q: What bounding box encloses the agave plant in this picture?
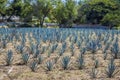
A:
[2,40,7,48]
[94,59,99,68]
[33,49,40,58]
[103,52,107,60]
[71,49,74,56]
[106,58,118,78]
[41,46,45,54]
[78,53,84,69]
[46,60,54,71]
[5,50,13,66]
[111,42,119,59]
[50,45,55,53]
[37,55,43,64]
[29,60,38,72]
[90,68,98,78]
[48,51,51,57]
[58,48,64,56]
[22,53,30,65]
[54,57,59,64]
[16,45,24,54]
[62,56,71,70]
[80,48,86,54]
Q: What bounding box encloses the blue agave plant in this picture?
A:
[38,55,43,64]
[33,49,40,58]
[5,50,13,66]
[106,58,118,78]
[30,60,38,72]
[62,56,71,70]
[78,53,84,69]
[46,60,54,71]
[22,53,30,65]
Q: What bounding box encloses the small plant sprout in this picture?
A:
[90,68,98,79]
[22,53,30,65]
[106,58,119,78]
[62,56,71,70]
[46,60,54,71]
[5,50,13,66]
[78,53,84,69]
[94,59,99,68]
[30,60,38,72]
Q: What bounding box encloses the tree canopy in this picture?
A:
[0,0,120,28]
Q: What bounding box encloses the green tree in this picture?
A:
[0,0,7,21]
[78,0,119,24]
[53,0,77,27]
[32,0,53,27]
[5,0,23,21]
[20,0,33,22]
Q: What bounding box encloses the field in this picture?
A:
[0,28,120,80]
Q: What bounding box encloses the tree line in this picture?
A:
[0,0,120,28]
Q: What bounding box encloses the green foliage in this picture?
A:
[53,0,77,27]
[77,0,120,28]
[32,0,53,27]
[101,11,120,28]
